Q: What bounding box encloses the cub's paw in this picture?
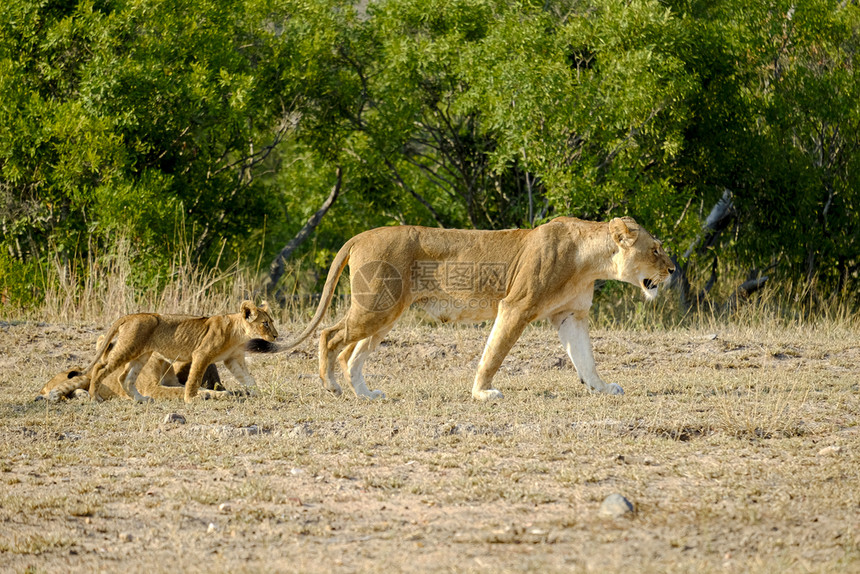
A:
[473,388,504,401]
[72,389,91,400]
[224,387,257,398]
[607,383,624,395]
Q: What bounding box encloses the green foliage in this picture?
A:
[1,0,859,308]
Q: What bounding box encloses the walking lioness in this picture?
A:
[86,301,278,403]
[249,217,674,401]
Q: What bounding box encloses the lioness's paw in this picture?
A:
[607,383,624,395]
[358,390,386,400]
[473,388,504,401]
[135,395,155,404]
[324,383,343,397]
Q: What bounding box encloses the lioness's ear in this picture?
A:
[241,300,258,322]
[609,217,639,249]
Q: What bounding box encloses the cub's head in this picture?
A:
[240,300,279,342]
[36,368,89,402]
[609,217,675,300]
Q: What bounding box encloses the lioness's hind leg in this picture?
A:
[320,316,361,396]
[340,328,392,400]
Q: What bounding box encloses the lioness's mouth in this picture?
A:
[642,278,656,290]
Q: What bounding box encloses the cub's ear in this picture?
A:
[609,216,639,249]
[259,301,270,313]
[241,300,258,322]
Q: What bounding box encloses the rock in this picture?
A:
[289,423,313,438]
[600,493,635,518]
[817,445,844,456]
[163,413,186,424]
[56,431,81,441]
[238,425,268,436]
[207,523,217,533]
[119,532,133,542]
[218,503,232,513]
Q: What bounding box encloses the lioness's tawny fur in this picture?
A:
[86,301,277,403]
[248,216,674,400]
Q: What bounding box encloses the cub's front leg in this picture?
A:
[223,355,259,397]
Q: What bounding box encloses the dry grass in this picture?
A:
[1,313,859,573]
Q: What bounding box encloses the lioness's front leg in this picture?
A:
[472,303,530,401]
[554,313,623,395]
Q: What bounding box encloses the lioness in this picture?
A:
[249,216,674,400]
[86,301,278,403]
[37,359,224,403]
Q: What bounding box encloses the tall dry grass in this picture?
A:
[15,233,859,334]
[35,237,262,324]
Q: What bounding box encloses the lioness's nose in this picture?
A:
[668,266,676,275]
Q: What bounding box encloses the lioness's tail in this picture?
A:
[247,236,356,354]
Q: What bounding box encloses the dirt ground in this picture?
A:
[1,316,859,573]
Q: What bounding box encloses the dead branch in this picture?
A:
[257,166,343,296]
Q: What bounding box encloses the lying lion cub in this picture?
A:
[249,217,674,401]
[86,301,278,403]
[37,358,224,403]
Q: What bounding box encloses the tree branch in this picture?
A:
[257,166,343,295]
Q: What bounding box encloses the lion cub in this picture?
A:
[37,359,224,403]
[85,301,278,403]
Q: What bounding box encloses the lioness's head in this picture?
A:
[609,217,675,300]
[240,300,279,342]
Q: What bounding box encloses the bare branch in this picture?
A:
[258,166,343,295]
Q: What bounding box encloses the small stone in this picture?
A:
[56,431,81,441]
[119,532,133,542]
[290,468,305,476]
[163,413,186,424]
[218,503,232,513]
[207,523,217,533]
[817,445,844,456]
[600,493,635,518]
[289,423,313,438]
